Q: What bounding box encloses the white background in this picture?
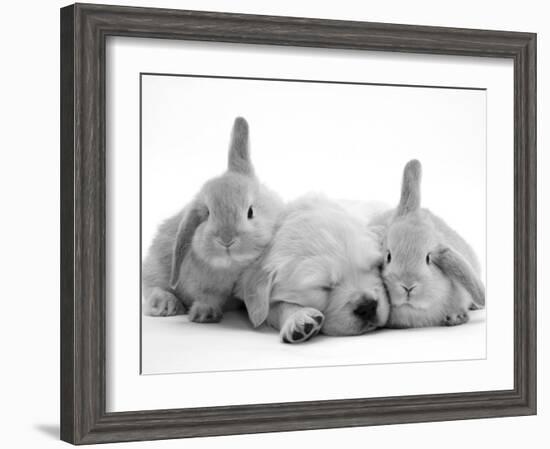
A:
[0,0,547,448]
[141,75,487,255]
[141,75,487,263]
[140,62,488,376]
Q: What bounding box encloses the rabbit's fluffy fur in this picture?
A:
[372,160,485,328]
[142,117,283,322]
[236,195,390,343]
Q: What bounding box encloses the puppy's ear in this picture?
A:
[432,245,485,308]
[241,261,274,327]
[228,117,254,176]
[170,203,208,289]
[396,159,422,217]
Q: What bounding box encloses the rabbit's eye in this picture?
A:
[386,251,392,264]
[247,206,254,220]
[426,253,431,265]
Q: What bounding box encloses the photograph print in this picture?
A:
[140,73,486,375]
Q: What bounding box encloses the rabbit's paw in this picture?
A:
[145,290,184,316]
[443,311,469,326]
[189,302,223,323]
[280,308,324,344]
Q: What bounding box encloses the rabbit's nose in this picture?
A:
[401,284,417,294]
[217,237,236,249]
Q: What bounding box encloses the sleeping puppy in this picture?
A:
[236,196,390,343]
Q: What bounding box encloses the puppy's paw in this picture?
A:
[280,308,324,344]
[144,290,183,316]
[443,311,469,326]
[189,302,223,323]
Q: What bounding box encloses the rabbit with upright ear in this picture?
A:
[142,117,284,323]
[373,159,485,328]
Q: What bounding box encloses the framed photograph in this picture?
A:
[60,3,536,445]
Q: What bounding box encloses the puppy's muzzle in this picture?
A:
[353,296,378,322]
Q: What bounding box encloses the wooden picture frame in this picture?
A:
[60,3,536,444]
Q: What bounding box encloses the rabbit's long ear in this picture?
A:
[169,203,208,289]
[228,117,254,176]
[240,260,274,327]
[432,245,485,308]
[396,159,422,217]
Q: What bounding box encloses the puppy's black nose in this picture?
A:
[354,297,378,321]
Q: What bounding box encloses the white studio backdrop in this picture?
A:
[141,74,487,269]
[139,74,488,375]
[107,36,513,412]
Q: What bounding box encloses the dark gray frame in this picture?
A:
[60,3,537,445]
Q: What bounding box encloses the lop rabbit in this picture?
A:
[142,117,283,323]
[374,160,485,328]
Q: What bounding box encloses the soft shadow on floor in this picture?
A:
[34,424,59,439]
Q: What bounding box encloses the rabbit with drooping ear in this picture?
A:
[372,159,485,328]
[142,117,284,323]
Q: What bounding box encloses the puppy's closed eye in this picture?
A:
[320,282,340,293]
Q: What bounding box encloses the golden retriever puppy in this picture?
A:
[237,196,390,343]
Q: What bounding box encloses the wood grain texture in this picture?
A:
[60,3,537,445]
[60,4,75,444]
